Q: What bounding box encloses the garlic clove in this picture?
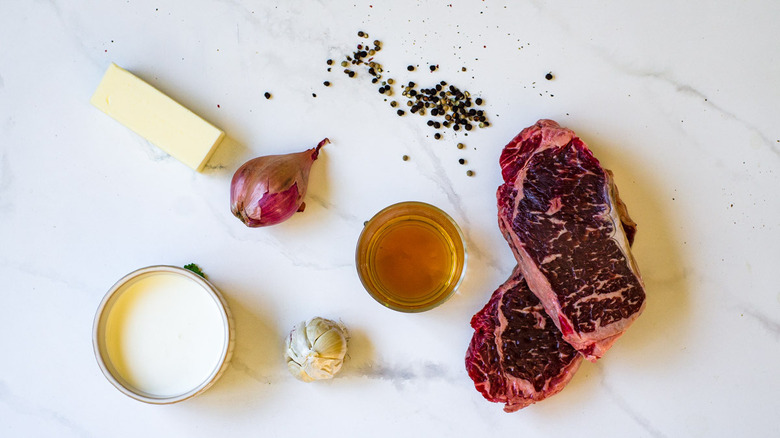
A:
[301,356,341,381]
[312,329,348,360]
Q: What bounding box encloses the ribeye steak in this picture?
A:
[497,119,645,361]
[466,267,583,412]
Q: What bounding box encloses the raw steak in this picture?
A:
[497,119,645,361]
[466,267,582,412]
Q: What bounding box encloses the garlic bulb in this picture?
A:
[285,317,348,382]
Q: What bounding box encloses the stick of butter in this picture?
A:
[91,63,224,172]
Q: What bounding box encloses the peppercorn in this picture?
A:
[434,133,441,140]
[390,101,398,107]
[264,92,271,99]
[407,65,415,71]
[466,170,474,176]
[429,65,437,72]
[458,158,465,165]
[323,81,330,86]
[402,155,409,161]
[545,72,554,80]
[358,31,365,37]
[327,59,333,65]
[397,109,405,116]
[457,143,465,149]
[475,98,483,105]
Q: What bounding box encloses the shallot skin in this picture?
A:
[230,138,328,227]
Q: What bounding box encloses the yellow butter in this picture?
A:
[91,63,224,172]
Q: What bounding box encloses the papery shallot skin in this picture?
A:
[230,138,328,227]
[497,120,645,361]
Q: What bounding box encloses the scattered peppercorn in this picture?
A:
[327,59,333,65]
[457,143,465,149]
[264,92,271,99]
[330,31,492,139]
[323,81,330,86]
[545,72,554,80]
[466,170,474,177]
[458,158,465,165]
[402,155,409,161]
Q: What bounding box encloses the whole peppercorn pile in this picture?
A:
[328,31,491,137]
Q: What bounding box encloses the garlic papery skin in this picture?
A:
[285,317,348,382]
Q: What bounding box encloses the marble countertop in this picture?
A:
[2,1,778,436]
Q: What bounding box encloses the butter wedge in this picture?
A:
[91,63,224,172]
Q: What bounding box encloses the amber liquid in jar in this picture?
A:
[357,202,466,312]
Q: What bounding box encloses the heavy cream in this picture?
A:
[102,271,226,398]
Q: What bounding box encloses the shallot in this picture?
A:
[230,138,328,227]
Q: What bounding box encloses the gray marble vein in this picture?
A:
[600,376,667,438]
[740,306,780,340]
[229,358,277,385]
[0,381,93,437]
[410,124,503,272]
[344,360,457,389]
[527,0,779,159]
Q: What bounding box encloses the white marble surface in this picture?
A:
[1,0,779,436]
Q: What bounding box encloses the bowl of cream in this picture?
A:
[93,266,234,403]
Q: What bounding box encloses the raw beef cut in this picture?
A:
[466,267,583,412]
[497,119,645,361]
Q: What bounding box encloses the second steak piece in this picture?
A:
[497,119,645,361]
[466,267,582,412]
